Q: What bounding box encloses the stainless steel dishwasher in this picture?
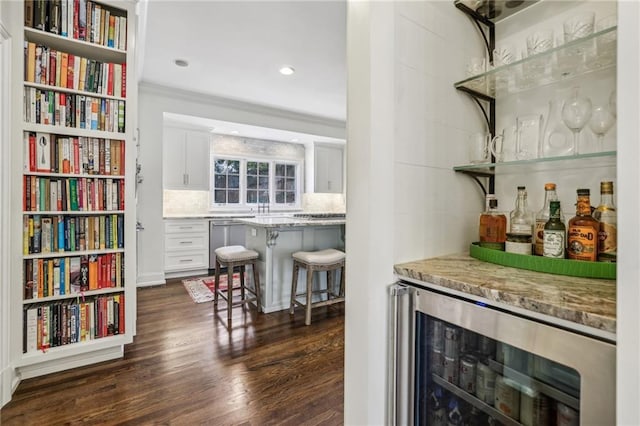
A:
[208,218,250,271]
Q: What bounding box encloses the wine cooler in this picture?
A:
[388,283,615,425]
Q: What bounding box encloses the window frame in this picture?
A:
[210,155,302,211]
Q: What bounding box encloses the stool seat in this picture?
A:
[292,248,345,265]
[215,245,259,262]
[290,248,345,326]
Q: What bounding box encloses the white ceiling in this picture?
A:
[138,0,347,142]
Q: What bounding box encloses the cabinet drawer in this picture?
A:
[164,219,208,234]
[165,234,207,252]
[164,251,208,272]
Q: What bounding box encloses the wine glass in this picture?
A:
[561,87,592,155]
[589,105,615,151]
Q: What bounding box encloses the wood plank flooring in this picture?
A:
[0,279,345,425]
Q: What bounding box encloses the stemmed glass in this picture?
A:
[589,105,615,151]
[561,87,592,155]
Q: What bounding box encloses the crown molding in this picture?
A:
[138,81,346,132]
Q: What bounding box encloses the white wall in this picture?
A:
[616,2,640,423]
[345,1,481,423]
[0,5,13,408]
[346,1,640,424]
[136,83,346,286]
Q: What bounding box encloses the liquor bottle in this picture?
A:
[479,196,507,250]
[543,201,566,258]
[567,189,599,261]
[510,186,534,236]
[534,183,562,256]
[593,181,617,262]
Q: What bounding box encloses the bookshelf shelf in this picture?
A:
[14,0,136,377]
[23,123,124,139]
[23,287,124,305]
[24,248,124,260]
[24,82,126,102]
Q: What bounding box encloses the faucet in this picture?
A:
[258,195,270,215]
[258,202,270,215]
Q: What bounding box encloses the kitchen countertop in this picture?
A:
[236,216,345,228]
[394,253,616,338]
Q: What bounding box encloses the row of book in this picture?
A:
[25,42,126,98]
[23,294,125,353]
[25,132,125,176]
[24,214,124,255]
[25,0,128,51]
[24,252,124,300]
[24,87,125,133]
[24,175,124,213]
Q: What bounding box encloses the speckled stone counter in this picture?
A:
[394,253,616,337]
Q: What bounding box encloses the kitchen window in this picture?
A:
[211,157,300,209]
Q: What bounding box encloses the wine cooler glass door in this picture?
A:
[413,288,614,426]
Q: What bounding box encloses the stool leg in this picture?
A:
[240,265,246,301]
[227,265,234,323]
[327,269,334,300]
[339,264,345,297]
[252,260,262,313]
[290,262,299,315]
[214,258,221,306]
[305,266,313,326]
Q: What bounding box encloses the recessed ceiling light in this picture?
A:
[230,130,239,135]
[174,59,189,67]
[279,66,295,76]
[291,138,299,142]
[209,128,217,133]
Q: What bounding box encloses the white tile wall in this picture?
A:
[393,4,486,262]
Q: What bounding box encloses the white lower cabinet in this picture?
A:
[164,219,209,276]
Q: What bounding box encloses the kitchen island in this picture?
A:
[237,215,345,313]
[394,253,616,341]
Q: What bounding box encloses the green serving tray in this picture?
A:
[470,242,616,280]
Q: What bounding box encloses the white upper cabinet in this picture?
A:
[314,144,344,193]
[163,127,210,191]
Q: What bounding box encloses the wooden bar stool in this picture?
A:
[289,248,345,325]
[214,245,262,323]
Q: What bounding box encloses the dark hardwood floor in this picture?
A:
[0,279,345,425]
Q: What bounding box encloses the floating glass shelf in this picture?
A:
[455,26,617,99]
[454,0,540,23]
[454,150,616,176]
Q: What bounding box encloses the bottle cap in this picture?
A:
[517,186,525,190]
[544,183,556,190]
[577,188,590,196]
[600,181,614,193]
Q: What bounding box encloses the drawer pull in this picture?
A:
[179,259,193,263]
[179,241,193,244]
[179,226,193,229]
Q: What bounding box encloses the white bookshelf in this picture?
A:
[10,0,137,381]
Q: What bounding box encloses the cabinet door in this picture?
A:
[315,145,344,193]
[163,126,187,190]
[184,130,211,191]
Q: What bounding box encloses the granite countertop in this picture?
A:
[236,216,345,228]
[394,253,616,337]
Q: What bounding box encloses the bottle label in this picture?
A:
[567,225,598,261]
[511,223,532,235]
[543,230,565,258]
[599,222,617,258]
[534,220,545,255]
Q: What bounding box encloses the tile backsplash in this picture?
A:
[163,190,210,215]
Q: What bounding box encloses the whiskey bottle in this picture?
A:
[510,186,534,236]
[593,181,617,262]
[543,201,566,258]
[567,189,599,261]
[534,183,562,256]
[479,197,507,250]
